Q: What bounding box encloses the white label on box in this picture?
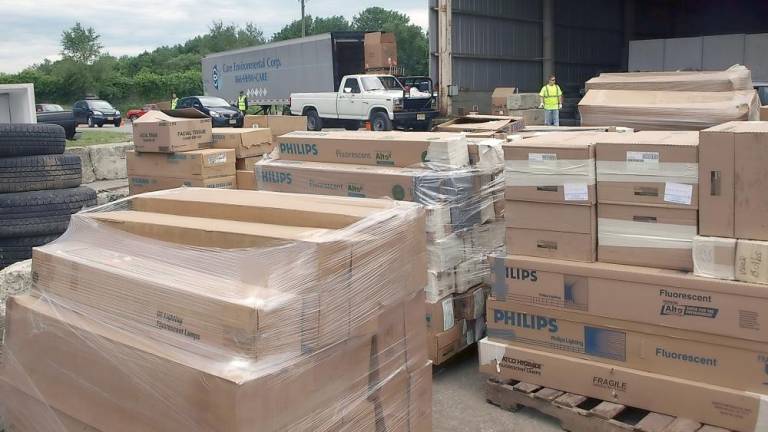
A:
[207,153,228,165]
[441,298,455,331]
[529,153,557,161]
[626,151,659,165]
[563,183,589,201]
[664,182,693,205]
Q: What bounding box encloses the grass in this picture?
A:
[66,130,131,147]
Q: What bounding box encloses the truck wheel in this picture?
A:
[306,109,323,131]
[0,124,66,157]
[0,154,82,194]
[413,119,433,132]
[344,120,362,131]
[370,112,393,131]
[0,186,97,238]
[87,116,95,128]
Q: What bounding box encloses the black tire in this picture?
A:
[306,109,323,131]
[0,234,62,268]
[370,111,393,131]
[65,124,76,140]
[344,120,362,131]
[0,154,82,193]
[97,123,104,128]
[114,120,121,127]
[413,119,433,132]
[87,116,95,128]
[0,186,97,238]
[0,123,66,157]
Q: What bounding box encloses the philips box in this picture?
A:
[486,299,768,393]
[490,254,768,343]
[479,338,767,432]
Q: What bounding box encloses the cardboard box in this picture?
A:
[506,108,544,126]
[425,293,455,333]
[487,299,768,393]
[126,149,235,179]
[236,156,262,171]
[736,239,768,285]
[435,115,524,134]
[132,109,212,153]
[505,200,596,262]
[694,236,737,280]
[503,132,604,204]
[243,115,307,141]
[762,106,767,121]
[426,269,456,303]
[489,254,768,343]
[128,175,235,195]
[454,284,487,321]
[364,32,397,69]
[491,88,517,108]
[407,362,433,432]
[597,203,696,271]
[236,169,257,190]
[212,127,273,158]
[0,380,101,431]
[2,296,375,432]
[275,130,469,168]
[585,68,754,92]
[699,121,768,239]
[579,89,760,131]
[479,338,765,432]
[596,131,699,208]
[428,322,461,365]
[255,159,423,200]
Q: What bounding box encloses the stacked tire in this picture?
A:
[0,124,97,269]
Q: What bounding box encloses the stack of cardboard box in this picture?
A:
[364,32,397,71]
[482,123,768,431]
[127,110,236,194]
[695,122,768,285]
[489,88,544,125]
[255,130,506,365]
[0,188,432,431]
[211,127,272,190]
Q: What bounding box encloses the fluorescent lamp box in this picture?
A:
[585,68,753,92]
[699,121,768,239]
[596,131,699,208]
[487,299,768,393]
[212,127,272,158]
[489,254,768,343]
[694,236,737,280]
[505,200,596,262]
[128,174,235,195]
[736,239,768,285]
[479,338,766,432]
[276,130,469,168]
[243,115,307,141]
[597,203,696,271]
[126,149,235,179]
[132,109,212,153]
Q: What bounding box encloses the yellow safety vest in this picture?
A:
[171,98,178,109]
[238,95,247,111]
[539,84,562,110]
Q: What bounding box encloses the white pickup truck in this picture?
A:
[290,75,438,131]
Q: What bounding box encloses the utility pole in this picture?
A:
[301,0,306,37]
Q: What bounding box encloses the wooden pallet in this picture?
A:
[485,378,732,432]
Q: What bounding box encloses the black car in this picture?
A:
[72,99,122,128]
[176,96,243,127]
[36,104,77,139]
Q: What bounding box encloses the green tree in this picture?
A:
[61,22,103,64]
[352,7,428,75]
[271,15,350,41]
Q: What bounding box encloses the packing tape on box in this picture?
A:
[598,218,696,249]
[596,161,698,184]
[693,236,736,280]
[505,159,595,187]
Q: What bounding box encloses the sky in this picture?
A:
[0,0,428,74]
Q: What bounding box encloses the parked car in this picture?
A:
[290,74,438,131]
[72,99,122,128]
[126,104,158,121]
[35,104,76,139]
[175,96,243,127]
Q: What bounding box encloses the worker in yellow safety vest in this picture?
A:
[539,75,563,126]
[170,93,178,109]
[238,91,248,114]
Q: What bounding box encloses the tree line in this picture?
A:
[0,7,428,112]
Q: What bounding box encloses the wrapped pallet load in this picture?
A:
[0,188,432,432]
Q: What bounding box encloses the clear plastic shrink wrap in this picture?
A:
[256,136,506,304]
[0,188,432,432]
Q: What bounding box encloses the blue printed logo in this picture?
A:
[212,64,220,90]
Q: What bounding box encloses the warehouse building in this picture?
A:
[429,0,768,120]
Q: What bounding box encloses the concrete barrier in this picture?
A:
[89,142,133,181]
[66,146,96,184]
[0,259,32,328]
